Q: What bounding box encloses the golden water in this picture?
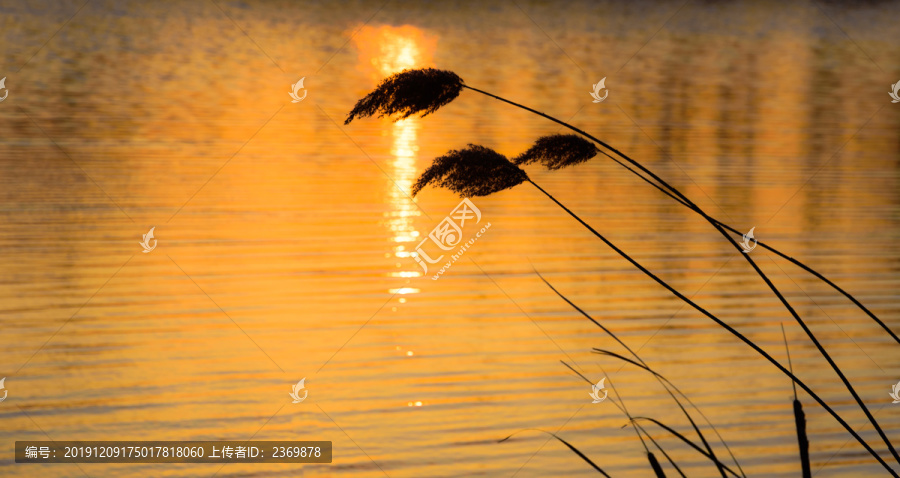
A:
[1,1,898,476]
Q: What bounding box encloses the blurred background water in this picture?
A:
[0,0,898,476]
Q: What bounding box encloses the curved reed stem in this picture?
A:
[538,269,736,478]
[527,179,897,476]
[592,148,899,346]
[633,416,743,476]
[564,364,693,477]
[588,350,742,478]
[462,84,897,465]
[498,429,611,476]
[463,83,896,346]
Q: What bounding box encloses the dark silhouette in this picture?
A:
[346,68,900,476]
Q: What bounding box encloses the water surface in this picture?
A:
[1,1,899,476]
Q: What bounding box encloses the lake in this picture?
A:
[0,0,898,476]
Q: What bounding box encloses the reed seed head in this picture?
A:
[513,134,599,170]
[345,68,465,124]
[412,144,528,197]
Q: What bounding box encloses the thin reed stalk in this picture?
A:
[498,429,611,476]
[346,69,898,473]
[589,350,739,478]
[463,84,898,466]
[609,375,677,478]
[603,371,687,478]
[560,370,741,478]
[465,82,890,331]
[593,148,899,346]
[565,364,687,477]
[406,141,893,473]
[633,416,745,470]
[344,69,896,346]
[537,268,736,478]
[527,179,896,476]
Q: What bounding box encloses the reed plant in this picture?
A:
[345,68,896,343]
[402,137,893,474]
[561,361,743,477]
[346,68,899,475]
[536,269,742,478]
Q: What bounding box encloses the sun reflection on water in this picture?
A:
[355,26,437,289]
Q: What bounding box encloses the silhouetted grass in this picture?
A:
[607,375,679,478]
[591,350,737,477]
[536,267,738,478]
[578,144,899,346]
[512,134,599,170]
[347,68,899,350]
[347,68,900,475]
[344,68,464,124]
[562,361,744,477]
[498,429,611,477]
[410,144,527,197]
[563,364,685,476]
[407,141,892,475]
[454,85,900,466]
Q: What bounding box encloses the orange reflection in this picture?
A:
[355,26,438,287]
[354,25,438,81]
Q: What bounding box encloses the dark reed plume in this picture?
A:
[410,143,895,475]
[459,81,900,464]
[344,68,464,124]
[348,69,899,472]
[513,134,599,170]
[410,144,528,197]
[535,267,738,478]
[348,69,897,349]
[498,429,611,476]
[347,68,898,352]
[783,324,811,478]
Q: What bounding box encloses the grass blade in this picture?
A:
[525,180,894,476]
[648,452,667,477]
[466,83,899,466]
[499,429,611,476]
[633,417,743,478]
